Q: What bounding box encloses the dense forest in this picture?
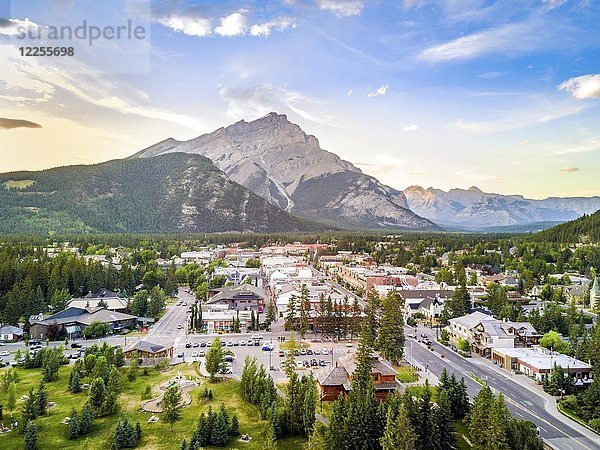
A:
[530,209,600,243]
[0,153,330,234]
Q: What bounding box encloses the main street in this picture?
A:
[408,325,600,450]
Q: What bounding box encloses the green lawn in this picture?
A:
[2,179,36,190]
[395,366,419,383]
[0,363,306,450]
[454,420,473,449]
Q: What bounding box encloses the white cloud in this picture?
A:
[219,84,337,126]
[479,71,506,79]
[560,166,579,172]
[317,0,364,17]
[418,21,547,63]
[368,85,388,97]
[215,13,248,37]
[559,74,600,99]
[543,137,600,156]
[405,169,429,175]
[249,17,295,37]
[402,124,419,132]
[0,18,42,36]
[158,14,212,37]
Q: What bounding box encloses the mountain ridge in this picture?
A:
[0,153,332,234]
[404,185,600,229]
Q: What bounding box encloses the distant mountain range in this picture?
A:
[403,185,600,230]
[0,153,330,234]
[133,113,438,231]
[1,112,597,234]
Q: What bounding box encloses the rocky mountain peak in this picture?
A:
[133,113,437,230]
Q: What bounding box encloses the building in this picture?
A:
[212,267,261,287]
[491,346,592,383]
[29,306,137,340]
[123,340,173,362]
[315,352,401,401]
[402,290,452,319]
[0,325,24,342]
[447,311,540,357]
[591,276,600,310]
[206,284,267,313]
[200,305,252,333]
[563,284,588,305]
[68,289,129,313]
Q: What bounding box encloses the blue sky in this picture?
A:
[0,0,599,198]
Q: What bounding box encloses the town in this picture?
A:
[0,233,598,450]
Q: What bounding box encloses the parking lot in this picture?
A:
[174,334,355,382]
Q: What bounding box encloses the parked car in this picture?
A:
[226,341,234,347]
[310,359,318,367]
[262,343,275,351]
[177,324,183,330]
[177,352,184,358]
[254,340,260,346]
[0,350,9,356]
[200,342,207,347]
[278,350,285,357]
[321,348,329,355]
[233,341,239,346]
[70,343,82,348]
[198,351,205,357]
[192,342,199,348]
[240,340,247,346]
[185,343,192,348]
[306,349,313,355]
[191,351,198,357]
[299,349,307,356]
[224,355,234,362]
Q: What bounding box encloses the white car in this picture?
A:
[0,350,9,356]
[321,348,329,355]
[191,351,198,358]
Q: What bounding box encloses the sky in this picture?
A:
[0,0,599,199]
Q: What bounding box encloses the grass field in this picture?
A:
[0,363,306,450]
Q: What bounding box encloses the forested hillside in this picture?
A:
[0,153,330,234]
[530,209,600,243]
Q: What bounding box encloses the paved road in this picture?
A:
[408,325,600,450]
[312,266,367,309]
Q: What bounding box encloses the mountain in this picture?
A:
[404,185,600,230]
[0,153,332,234]
[530,209,600,243]
[133,113,438,230]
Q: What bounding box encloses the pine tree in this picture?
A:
[36,381,48,416]
[469,385,494,450]
[229,414,240,436]
[301,375,318,435]
[79,402,94,436]
[415,382,434,450]
[180,439,188,450]
[88,377,106,410]
[299,284,310,339]
[69,369,82,393]
[24,420,38,450]
[487,394,510,450]
[7,382,17,416]
[211,409,229,446]
[205,338,224,382]
[68,409,80,439]
[22,388,38,426]
[161,386,183,431]
[264,420,277,450]
[380,403,416,450]
[376,289,405,363]
[285,294,298,332]
[433,389,456,450]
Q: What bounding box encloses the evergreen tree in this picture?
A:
[24,420,38,450]
[22,388,38,426]
[376,289,405,364]
[433,389,456,450]
[264,421,277,450]
[161,386,183,431]
[35,382,48,416]
[229,414,240,436]
[69,369,82,393]
[180,439,188,450]
[7,382,17,416]
[68,410,80,439]
[469,385,494,450]
[415,382,434,450]
[211,408,229,446]
[380,403,416,450]
[298,284,310,339]
[88,377,106,410]
[285,294,298,332]
[79,402,94,436]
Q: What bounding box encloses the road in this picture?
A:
[312,266,367,309]
[408,325,600,450]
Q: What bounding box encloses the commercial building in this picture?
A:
[491,346,593,383]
